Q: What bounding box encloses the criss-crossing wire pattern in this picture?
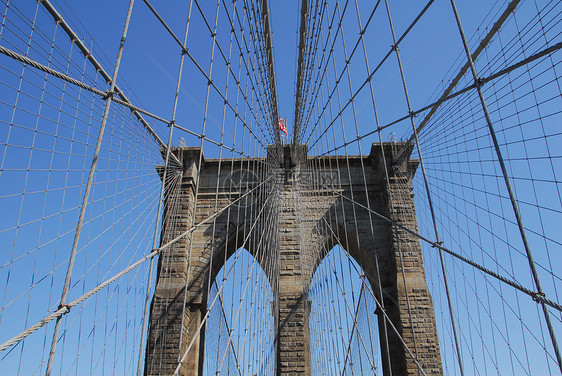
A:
[0,1,165,374]
[412,1,562,373]
[308,245,381,375]
[0,0,279,374]
[0,0,561,375]
[294,0,562,375]
[204,248,275,376]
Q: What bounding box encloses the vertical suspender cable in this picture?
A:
[332,2,396,372]
[45,1,137,375]
[448,0,562,372]
[135,1,194,374]
[259,0,281,144]
[383,0,466,374]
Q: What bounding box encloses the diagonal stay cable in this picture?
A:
[204,0,277,145]
[318,215,427,376]
[393,0,522,163]
[0,173,274,355]
[141,0,276,151]
[383,0,465,373]
[136,3,196,373]
[38,0,181,166]
[0,45,251,160]
[312,39,562,158]
[327,186,562,313]
[229,0,280,146]
[45,1,136,373]
[172,182,278,376]
[302,149,562,315]
[306,0,434,149]
[449,0,562,371]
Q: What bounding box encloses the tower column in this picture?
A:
[375,144,443,375]
[276,145,311,376]
[145,149,207,376]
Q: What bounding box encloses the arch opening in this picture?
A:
[308,245,383,375]
[204,247,275,376]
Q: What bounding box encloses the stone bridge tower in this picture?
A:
[144,143,442,375]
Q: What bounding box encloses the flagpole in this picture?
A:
[278,117,288,145]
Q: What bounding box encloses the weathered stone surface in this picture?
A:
[145,143,442,376]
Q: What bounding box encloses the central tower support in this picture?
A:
[144,143,442,375]
[274,144,312,375]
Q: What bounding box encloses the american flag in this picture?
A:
[279,118,287,135]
